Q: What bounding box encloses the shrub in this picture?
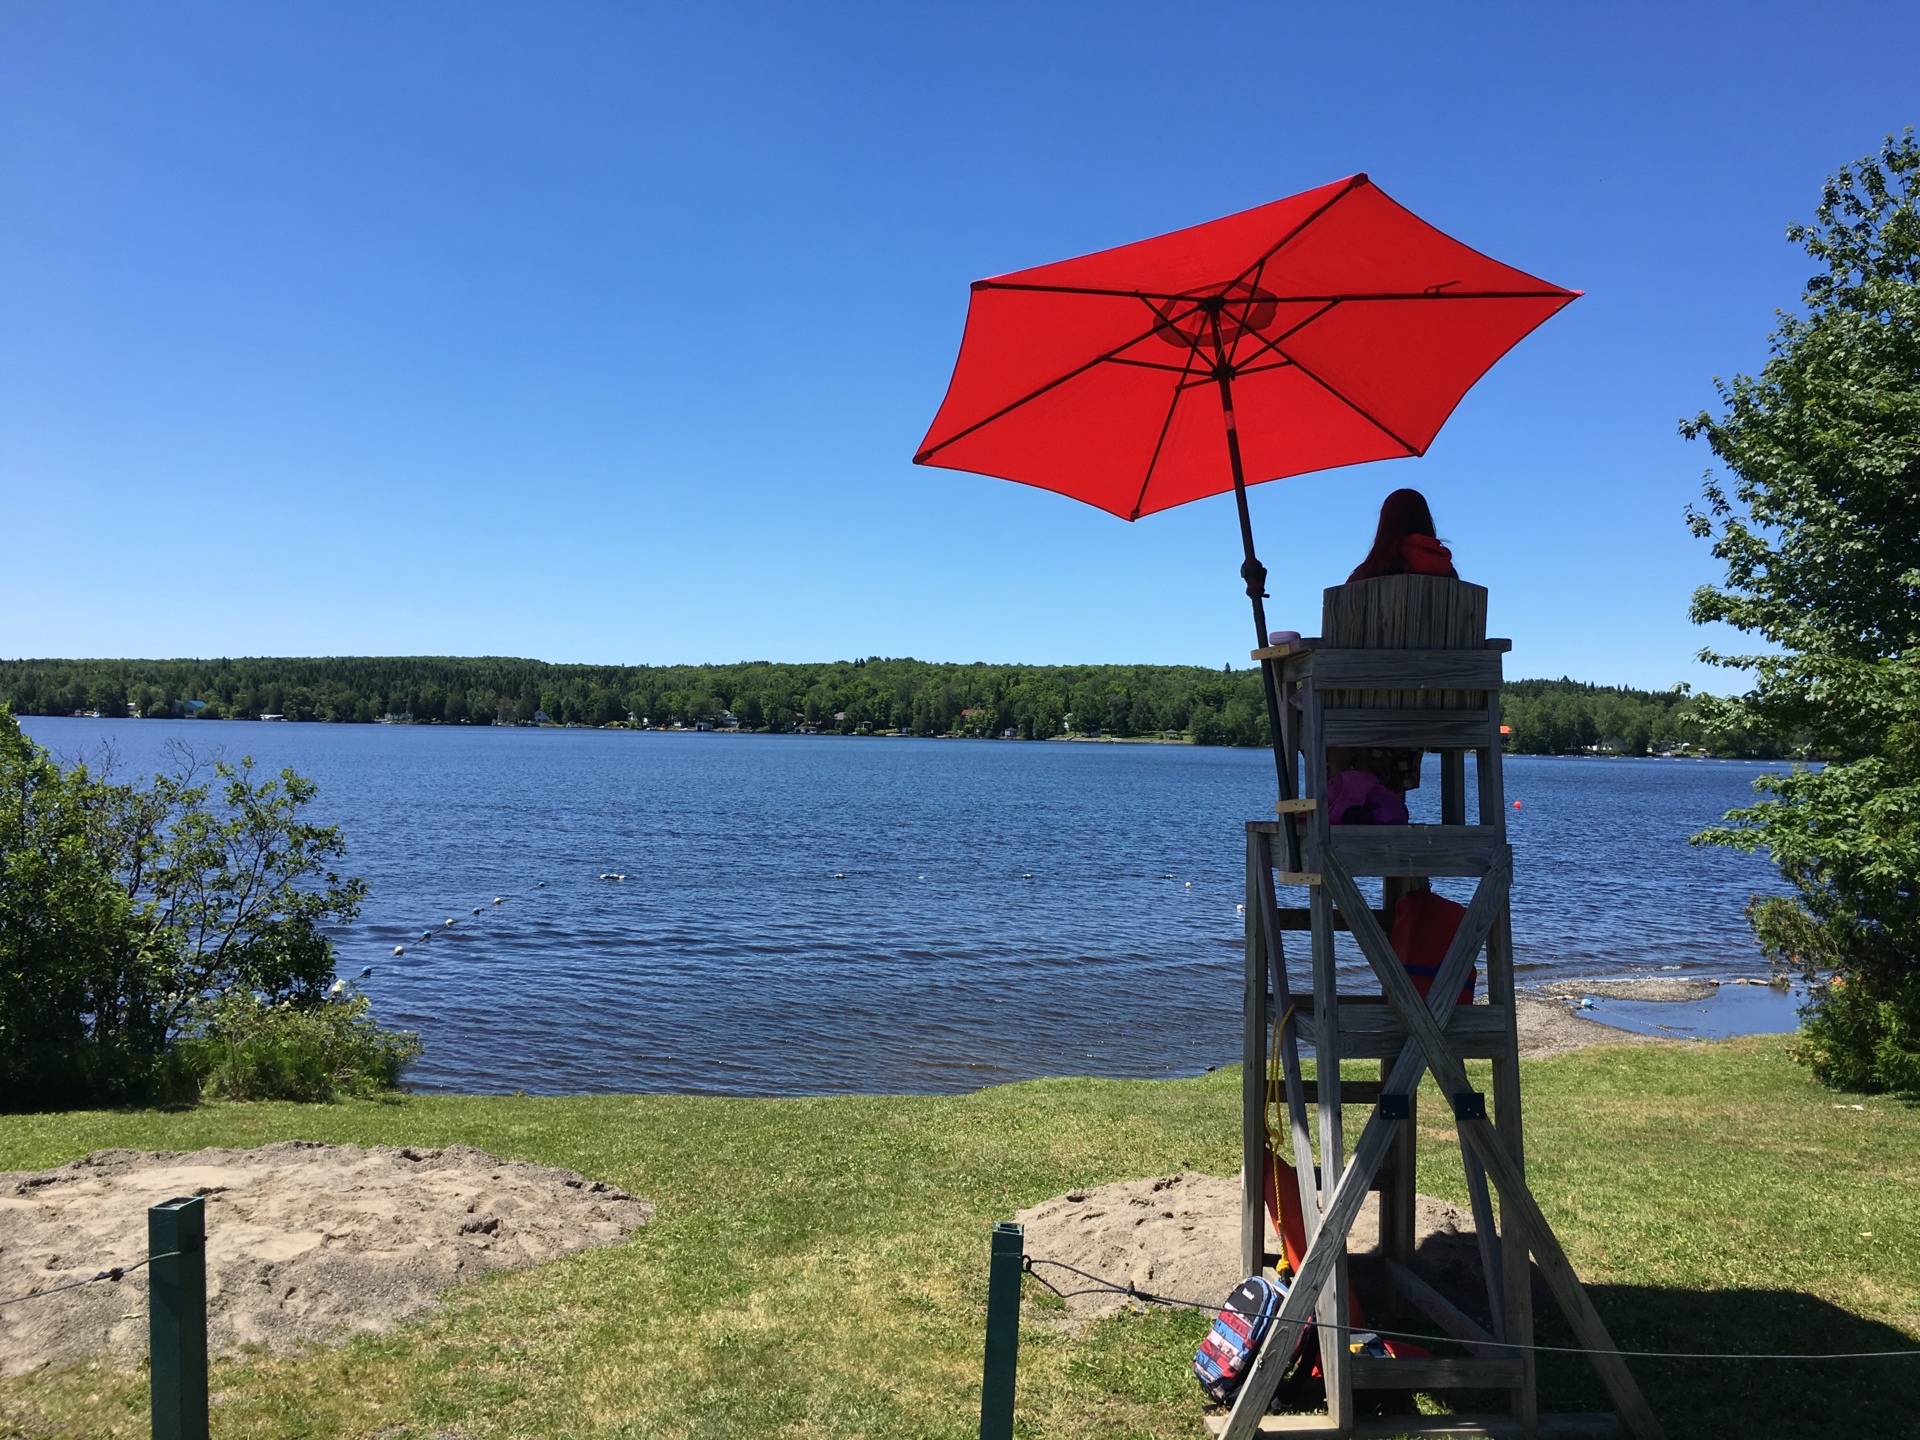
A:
[187,990,423,1102]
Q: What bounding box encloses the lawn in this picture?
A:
[1,1036,1915,1439]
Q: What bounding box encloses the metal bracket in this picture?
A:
[1451,1091,1487,1121]
[1378,1093,1411,1121]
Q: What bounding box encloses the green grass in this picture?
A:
[1,1037,1915,1439]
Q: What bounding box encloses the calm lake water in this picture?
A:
[21,717,1796,1096]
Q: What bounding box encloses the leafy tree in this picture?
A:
[0,712,155,1105]
[1686,133,1920,1092]
[0,708,391,1109]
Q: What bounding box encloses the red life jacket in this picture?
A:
[1390,890,1474,1005]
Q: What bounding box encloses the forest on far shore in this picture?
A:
[0,656,1792,757]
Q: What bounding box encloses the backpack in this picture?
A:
[1192,1275,1288,1403]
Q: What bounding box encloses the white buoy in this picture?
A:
[1235,905,1244,914]
[330,978,347,996]
[1185,881,1192,888]
[1023,873,1033,879]
[493,897,504,905]
[444,918,456,927]
[393,945,405,956]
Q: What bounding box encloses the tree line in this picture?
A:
[0,654,1785,756]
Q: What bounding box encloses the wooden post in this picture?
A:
[1300,678,1350,1428]
[1255,827,1321,1267]
[1440,748,1467,826]
[149,1196,208,1440]
[1243,830,1269,1278]
[1380,1057,1416,1264]
[979,1222,1023,1440]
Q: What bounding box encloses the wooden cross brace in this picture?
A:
[1223,847,1664,1440]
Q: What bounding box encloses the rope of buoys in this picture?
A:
[364,874,559,976]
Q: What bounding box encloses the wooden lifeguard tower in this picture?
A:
[1214,575,1663,1440]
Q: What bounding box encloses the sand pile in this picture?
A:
[1017,1172,1483,1323]
[0,1142,651,1375]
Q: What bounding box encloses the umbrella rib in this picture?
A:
[976,280,1567,303]
[1231,358,1296,377]
[1227,299,1341,373]
[916,299,1216,462]
[1277,348,1423,456]
[1128,349,1203,519]
[973,179,1369,307]
[1105,356,1200,374]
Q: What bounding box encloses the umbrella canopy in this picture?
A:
[914,173,1577,522]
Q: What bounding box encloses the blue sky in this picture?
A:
[3,3,1915,689]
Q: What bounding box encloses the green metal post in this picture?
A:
[149,1196,208,1440]
[979,1221,1023,1440]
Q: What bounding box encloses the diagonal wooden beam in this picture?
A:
[1319,854,1666,1440]
[1220,870,1498,1440]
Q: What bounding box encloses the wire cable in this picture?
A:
[0,1251,179,1309]
[1022,1256,1920,1362]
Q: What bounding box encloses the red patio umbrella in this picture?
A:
[914,172,1577,659]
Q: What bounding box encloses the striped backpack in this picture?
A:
[1192,1275,1288,1403]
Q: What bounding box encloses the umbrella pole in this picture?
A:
[1214,372,1302,856]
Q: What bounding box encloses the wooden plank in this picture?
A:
[1479,691,1507,827]
[1463,1143,1506,1341]
[1382,1060,1416,1263]
[1317,855,1666,1440]
[1384,1257,1502,1358]
[1278,675,1304,872]
[1275,796,1318,814]
[1252,640,1316,661]
[1278,871,1323,887]
[1350,1357,1526,1391]
[1220,878,1496,1440]
[1296,1004,1512,1061]
[1486,899,1537,1424]
[1323,709,1495,749]
[1441,750,1467,826]
[1273,906,1387,932]
[1255,829,1320,1285]
[1299,1078,1382,1105]
[1326,825,1499,878]
[1210,1414,1618,1438]
[1305,713,1351,1428]
[1243,830,1268,1278]
[1321,576,1488,650]
[1309,649,1505,691]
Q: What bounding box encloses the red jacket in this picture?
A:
[1348,533,1458,583]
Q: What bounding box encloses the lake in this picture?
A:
[20,717,1796,1096]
